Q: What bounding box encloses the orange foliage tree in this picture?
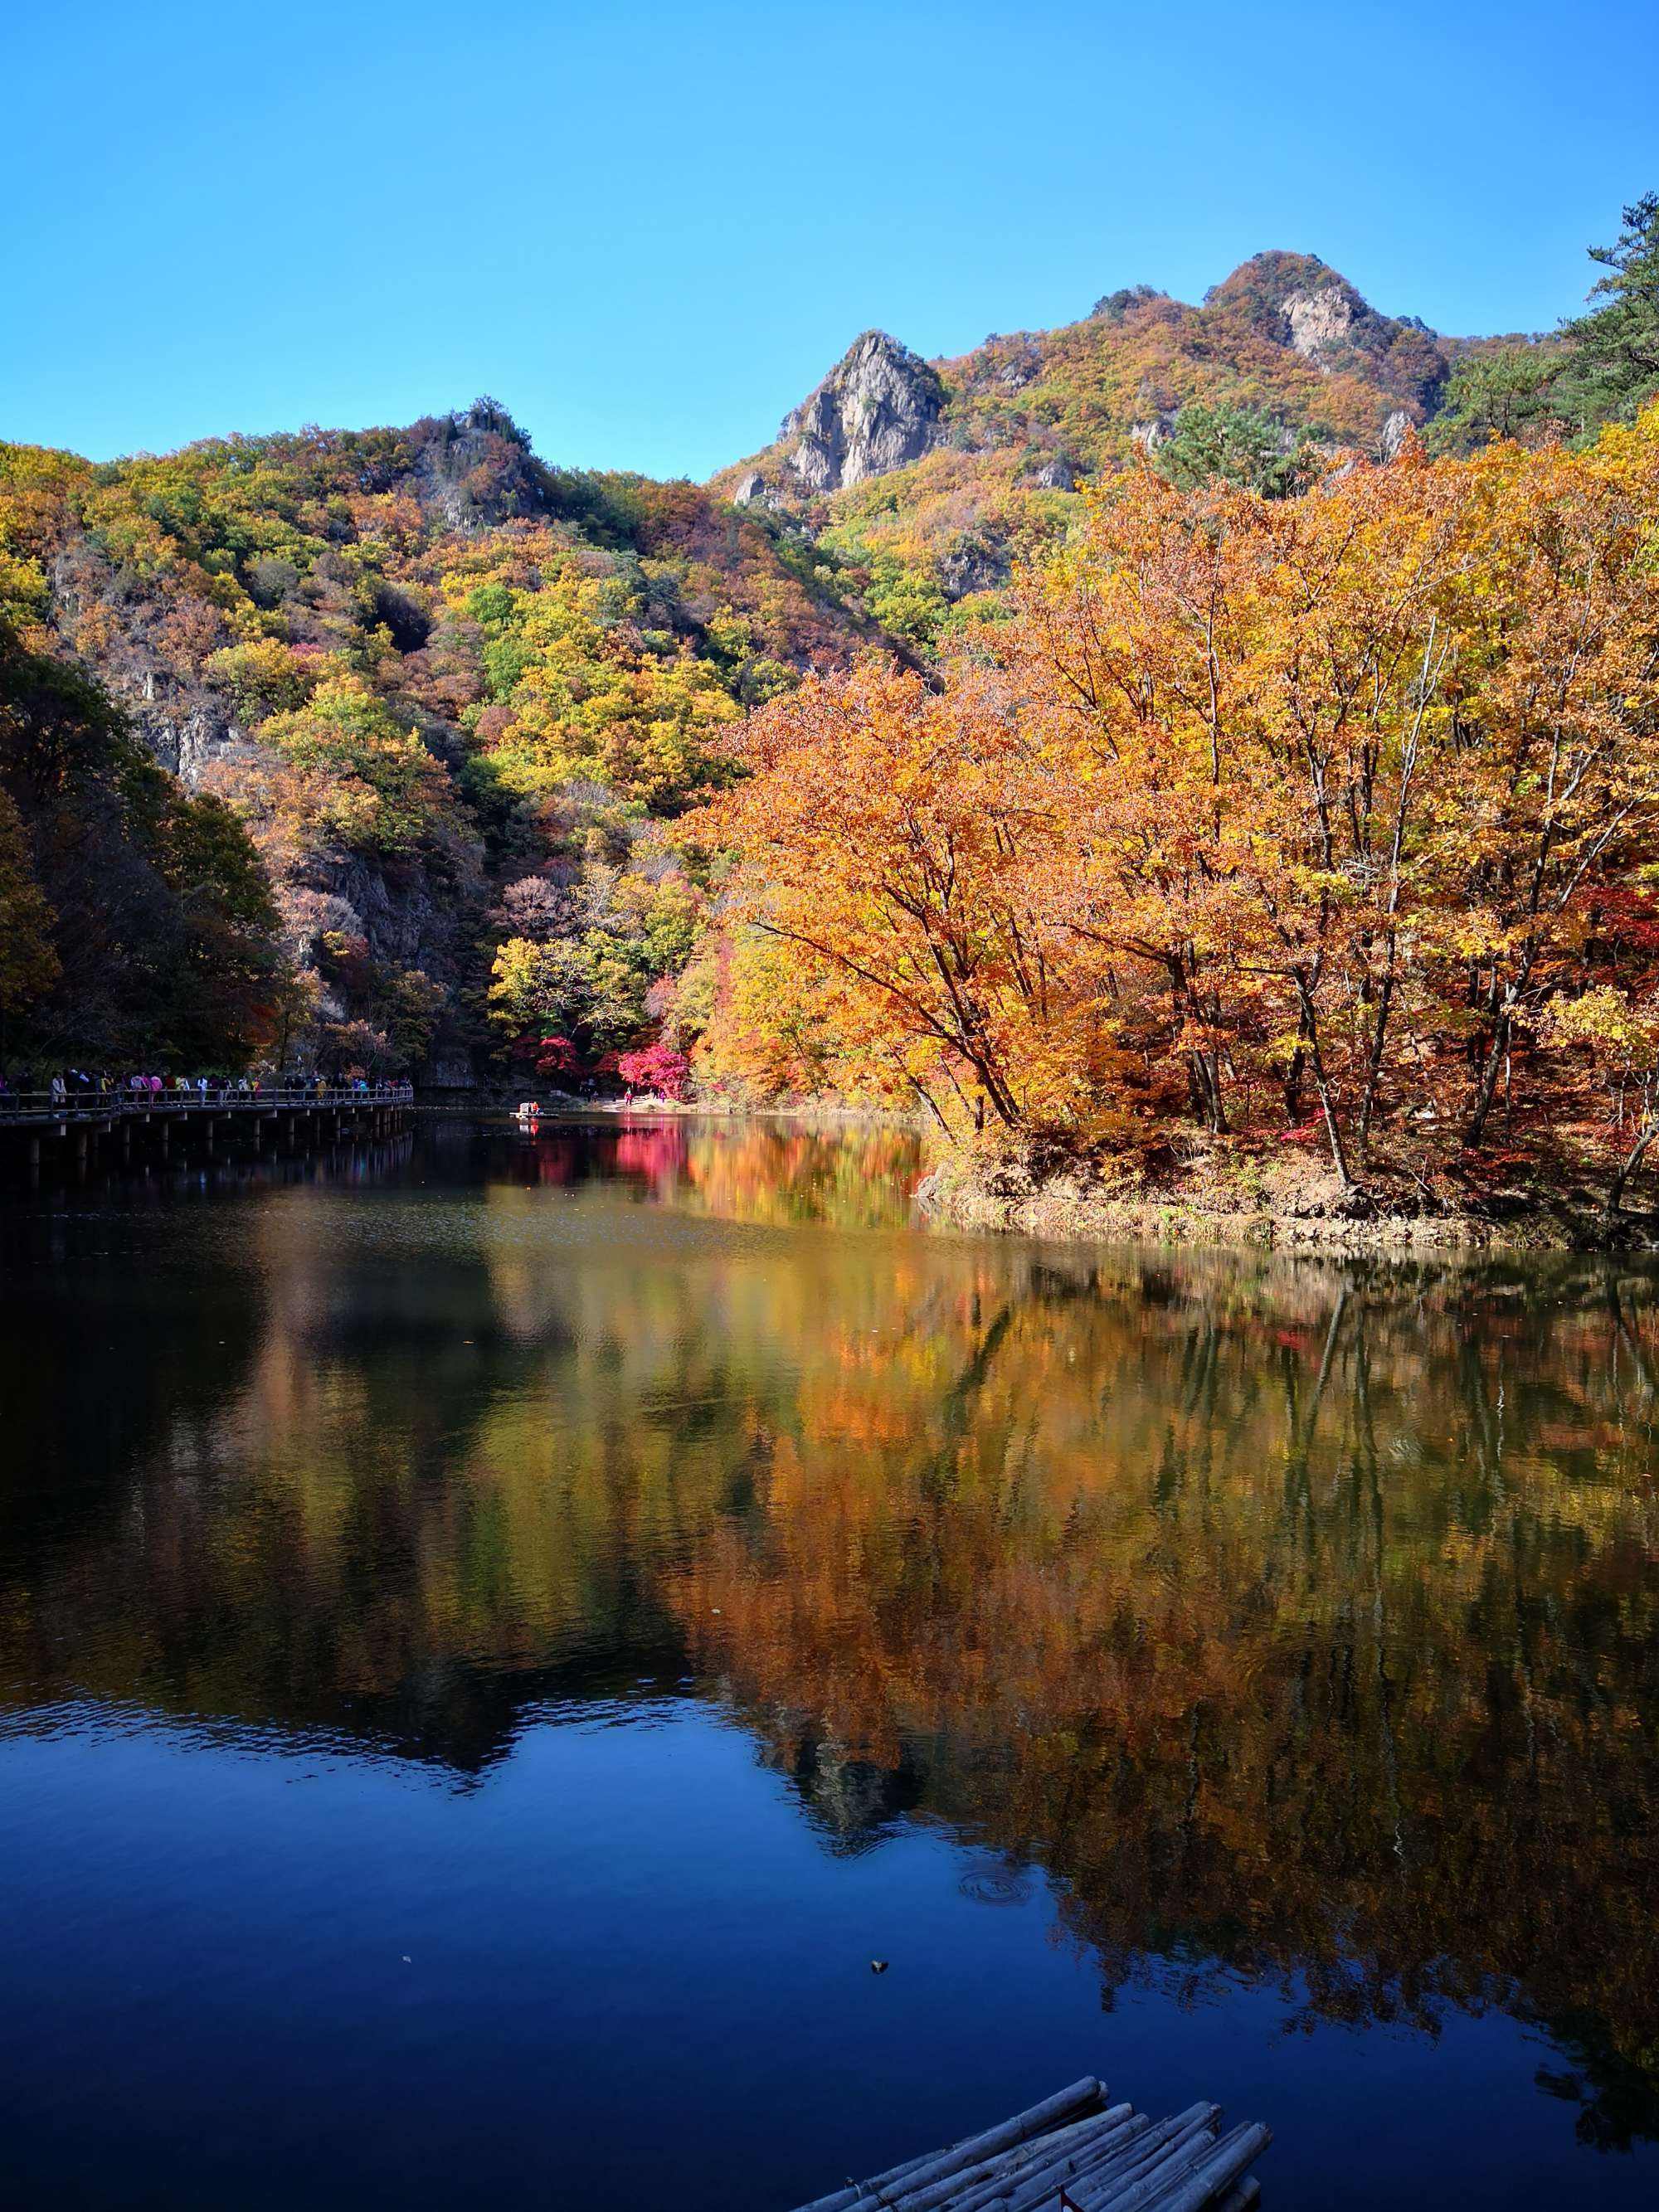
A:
[694,659,1085,1132]
[698,408,1659,1207]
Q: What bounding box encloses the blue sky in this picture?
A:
[4,0,1656,477]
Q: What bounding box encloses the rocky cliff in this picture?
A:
[728,252,1458,510]
[768,330,946,494]
[712,250,1473,625]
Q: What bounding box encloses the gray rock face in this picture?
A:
[105,656,240,786]
[1130,415,1177,454]
[991,340,1042,392]
[413,401,545,532]
[1282,284,1357,367]
[146,706,236,784]
[780,330,945,492]
[421,1048,477,1092]
[938,535,1011,596]
[1380,409,1413,460]
[731,469,768,507]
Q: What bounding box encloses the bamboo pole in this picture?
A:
[873,2089,1112,2212]
[1071,2103,1216,2201]
[891,2098,1185,2212]
[944,2107,1137,2212]
[1005,2122,1167,2212]
[1111,2123,1271,2212]
[786,2083,1268,2212]
[790,2079,1102,2212]
[791,2143,943,2212]
[1073,2108,1224,2212]
[954,2111,1143,2212]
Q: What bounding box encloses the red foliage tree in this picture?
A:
[616,1042,692,1101]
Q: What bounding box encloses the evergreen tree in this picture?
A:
[1558,192,1659,434]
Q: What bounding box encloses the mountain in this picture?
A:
[711,251,1475,621]
[0,250,1554,1084]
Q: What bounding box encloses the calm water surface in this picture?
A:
[2,1117,1657,2210]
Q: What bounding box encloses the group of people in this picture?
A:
[0,1070,395,1110]
[38,1072,258,1106]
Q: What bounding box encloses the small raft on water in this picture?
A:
[787,2076,1270,2212]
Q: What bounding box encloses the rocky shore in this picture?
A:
[913,1143,1658,1256]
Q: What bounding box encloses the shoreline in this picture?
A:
[913,1150,1659,1257]
[413,1091,921,1125]
[408,1099,1659,1255]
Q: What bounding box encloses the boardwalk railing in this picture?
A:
[0,1082,414,1125]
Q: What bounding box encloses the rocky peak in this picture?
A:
[779,330,946,493]
[1208,253,1365,352]
[1206,253,1447,411]
[411,398,547,531]
[1091,284,1170,323]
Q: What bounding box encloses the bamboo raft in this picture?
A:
[788,2076,1269,2212]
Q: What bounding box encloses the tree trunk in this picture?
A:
[1282,1004,1310,1125]
[1356,969,1396,1151]
[1606,1121,1658,1223]
[1465,1014,1510,1148]
[1187,1048,1227,1135]
[1297,978,1354,1189]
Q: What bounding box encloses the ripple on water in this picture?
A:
[957,1855,1036,1907]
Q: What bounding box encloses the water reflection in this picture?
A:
[2,1121,1657,2195]
[670,1249,1659,2147]
[502,1113,927,1228]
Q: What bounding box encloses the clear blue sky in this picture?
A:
[5,0,1656,477]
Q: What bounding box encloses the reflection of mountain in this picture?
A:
[754,1717,925,1853]
[0,1139,413,1567]
[2,1142,1658,2143]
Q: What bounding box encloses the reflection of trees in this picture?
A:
[659,1251,1659,2143]
[0,1140,409,1565]
[506,1117,925,1229]
[3,1184,1658,2140]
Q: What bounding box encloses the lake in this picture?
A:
[2,1116,1657,2210]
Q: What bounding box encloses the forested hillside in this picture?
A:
[0,404,877,1080]
[698,197,1659,1228]
[1,195,1655,1135]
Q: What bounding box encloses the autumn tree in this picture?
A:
[0,783,58,1027]
[1545,986,1659,1218]
[1005,454,1469,1177]
[693,659,1089,1135]
[701,405,1659,1208]
[1443,418,1659,1145]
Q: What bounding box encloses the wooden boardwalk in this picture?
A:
[0,1082,413,1168]
[789,2077,1269,2212]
